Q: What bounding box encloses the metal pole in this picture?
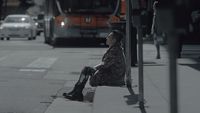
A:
[130,0,145,108]
[125,0,132,88]
[168,32,178,113]
[157,3,179,112]
[138,13,144,108]
[158,7,179,113]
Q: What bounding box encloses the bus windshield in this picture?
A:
[58,0,118,14]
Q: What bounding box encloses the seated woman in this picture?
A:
[63,30,126,101]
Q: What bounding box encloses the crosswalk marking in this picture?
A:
[27,57,57,68]
[19,69,46,72]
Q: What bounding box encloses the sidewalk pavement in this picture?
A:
[45,43,200,113]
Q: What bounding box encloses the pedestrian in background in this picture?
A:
[63,30,126,101]
[151,0,161,59]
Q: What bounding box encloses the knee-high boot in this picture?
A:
[63,67,92,101]
[63,83,85,101]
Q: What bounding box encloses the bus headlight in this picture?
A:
[61,21,65,27]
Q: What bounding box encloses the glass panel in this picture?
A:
[58,0,118,14]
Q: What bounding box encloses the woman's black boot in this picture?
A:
[63,91,84,101]
[62,83,80,96]
[63,85,84,101]
[63,66,92,101]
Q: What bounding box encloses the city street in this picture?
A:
[1,0,200,113]
[0,34,106,113]
[0,34,200,113]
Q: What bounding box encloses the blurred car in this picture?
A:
[32,13,44,36]
[0,14,37,40]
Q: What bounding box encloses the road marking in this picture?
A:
[19,69,46,72]
[27,57,57,68]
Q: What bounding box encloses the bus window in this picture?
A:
[93,0,117,13]
[57,0,117,14]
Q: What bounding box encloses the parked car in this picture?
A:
[0,14,37,40]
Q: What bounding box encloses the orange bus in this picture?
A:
[44,0,126,45]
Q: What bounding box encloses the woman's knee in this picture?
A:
[81,66,91,74]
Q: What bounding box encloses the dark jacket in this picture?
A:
[89,42,126,87]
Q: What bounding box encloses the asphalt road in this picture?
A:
[0,35,106,113]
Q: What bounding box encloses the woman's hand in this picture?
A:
[94,62,104,70]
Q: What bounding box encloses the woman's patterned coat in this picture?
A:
[89,42,126,86]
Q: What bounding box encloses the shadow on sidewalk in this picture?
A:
[124,94,138,105]
[83,88,95,103]
[124,88,147,113]
[124,87,138,105]
[180,63,200,71]
[179,58,200,71]
[144,61,166,66]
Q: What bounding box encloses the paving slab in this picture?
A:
[93,86,140,113]
[44,98,92,113]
